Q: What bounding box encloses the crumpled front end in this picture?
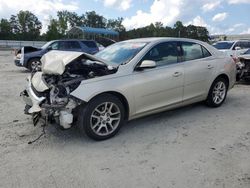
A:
[238,56,250,80]
[20,73,81,129]
[20,50,117,129]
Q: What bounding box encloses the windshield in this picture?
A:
[95,42,147,65]
[244,49,250,54]
[213,42,234,50]
[41,41,53,49]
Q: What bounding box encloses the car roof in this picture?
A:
[215,41,235,43]
[50,39,96,42]
[216,40,250,43]
[121,37,210,46]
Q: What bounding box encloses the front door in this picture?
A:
[132,42,184,115]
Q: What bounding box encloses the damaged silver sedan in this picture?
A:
[21,38,236,140]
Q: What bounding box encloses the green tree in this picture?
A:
[84,11,107,28]
[186,25,209,41]
[155,22,163,29]
[107,17,125,32]
[67,12,84,27]
[0,19,12,39]
[45,18,63,41]
[122,21,209,42]
[9,15,19,34]
[9,10,42,40]
[173,21,186,37]
[57,11,69,35]
[54,11,85,36]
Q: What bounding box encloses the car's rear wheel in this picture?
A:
[206,77,228,107]
[79,94,125,140]
[28,58,41,72]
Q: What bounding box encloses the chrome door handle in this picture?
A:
[173,72,182,77]
[207,65,214,69]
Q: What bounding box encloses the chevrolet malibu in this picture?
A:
[21,38,236,140]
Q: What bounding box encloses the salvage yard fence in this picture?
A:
[0,40,47,49]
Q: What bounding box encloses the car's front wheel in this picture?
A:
[28,58,41,72]
[206,77,228,107]
[79,94,125,140]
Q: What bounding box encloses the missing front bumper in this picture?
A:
[20,76,45,113]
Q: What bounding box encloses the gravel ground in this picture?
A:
[0,50,250,188]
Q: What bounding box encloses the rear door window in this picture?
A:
[58,41,67,50]
[181,42,203,61]
[67,41,81,49]
[81,41,97,48]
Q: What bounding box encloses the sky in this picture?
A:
[0,0,250,35]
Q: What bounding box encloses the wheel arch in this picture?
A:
[207,73,230,99]
[214,73,230,88]
[26,57,41,68]
[89,91,130,120]
[27,57,41,63]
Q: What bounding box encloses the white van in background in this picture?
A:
[213,40,250,58]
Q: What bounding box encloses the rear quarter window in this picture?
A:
[202,46,212,58]
[81,41,97,48]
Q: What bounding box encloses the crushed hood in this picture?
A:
[239,54,250,60]
[41,50,117,75]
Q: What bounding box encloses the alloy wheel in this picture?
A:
[212,81,226,104]
[31,61,41,71]
[90,102,121,136]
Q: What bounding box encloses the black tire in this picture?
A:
[79,94,125,140]
[27,58,41,72]
[206,77,228,107]
[243,77,250,82]
[236,73,241,82]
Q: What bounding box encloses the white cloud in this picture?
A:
[202,1,221,12]
[185,16,208,27]
[212,12,228,22]
[241,28,250,34]
[228,0,250,4]
[103,0,132,11]
[123,0,183,29]
[225,23,244,33]
[0,0,79,33]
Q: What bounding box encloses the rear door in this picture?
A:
[132,41,184,115]
[180,42,215,101]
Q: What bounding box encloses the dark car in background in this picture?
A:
[14,39,99,71]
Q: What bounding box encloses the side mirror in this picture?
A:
[235,46,241,51]
[137,60,156,70]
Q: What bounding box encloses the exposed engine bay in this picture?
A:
[21,51,117,129]
[237,57,250,81]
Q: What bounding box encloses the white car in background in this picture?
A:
[213,40,250,58]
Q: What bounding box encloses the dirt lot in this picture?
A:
[0,50,250,188]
